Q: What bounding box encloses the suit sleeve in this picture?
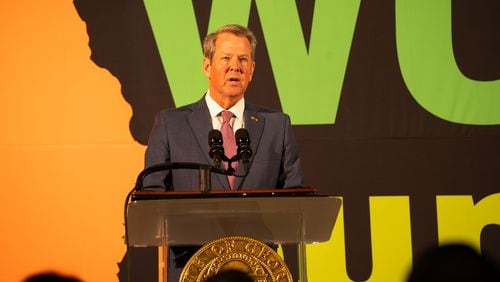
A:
[278,114,304,188]
[143,110,171,191]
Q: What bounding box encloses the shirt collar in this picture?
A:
[205,90,245,120]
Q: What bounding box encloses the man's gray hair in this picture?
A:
[203,24,257,61]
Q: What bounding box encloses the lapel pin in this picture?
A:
[250,116,259,122]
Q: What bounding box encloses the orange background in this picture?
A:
[0,2,144,281]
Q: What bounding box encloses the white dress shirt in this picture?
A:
[205,91,245,133]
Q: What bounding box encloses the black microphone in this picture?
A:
[208,129,225,168]
[235,128,252,173]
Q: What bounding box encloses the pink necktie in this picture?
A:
[220,110,238,189]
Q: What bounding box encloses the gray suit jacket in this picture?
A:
[143,97,304,191]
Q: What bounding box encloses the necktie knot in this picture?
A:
[221,110,233,124]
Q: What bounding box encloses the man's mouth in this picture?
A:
[228,77,241,82]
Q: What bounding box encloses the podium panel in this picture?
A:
[125,189,341,282]
[127,196,340,247]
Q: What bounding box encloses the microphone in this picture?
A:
[235,128,252,173]
[208,129,225,168]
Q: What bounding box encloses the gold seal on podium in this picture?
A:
[179,236,292,282]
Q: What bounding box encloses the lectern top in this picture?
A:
[131,188,318,201]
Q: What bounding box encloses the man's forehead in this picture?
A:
[216,33,251,47]
[215,45,251,56]
[218,51,251,57]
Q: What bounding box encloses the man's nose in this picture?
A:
[228,57,242,71]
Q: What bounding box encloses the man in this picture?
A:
[143,24,304,281]
[144,24,303,191]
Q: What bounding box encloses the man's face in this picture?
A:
[203,32,255,105]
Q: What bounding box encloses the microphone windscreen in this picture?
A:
[235,128,250,145]
[208,129,223,146]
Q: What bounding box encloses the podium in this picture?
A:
[125,189,341,282]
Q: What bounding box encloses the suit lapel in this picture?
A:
[234,104,265,189]
[186,99,213,164]
[186,98,230,190]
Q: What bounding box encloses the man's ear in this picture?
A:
[202,57,211,79]
[248,60,256,82]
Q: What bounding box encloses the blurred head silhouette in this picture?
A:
[204,269,254,282]
[24,271,82,282]
[407,243,500,282]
